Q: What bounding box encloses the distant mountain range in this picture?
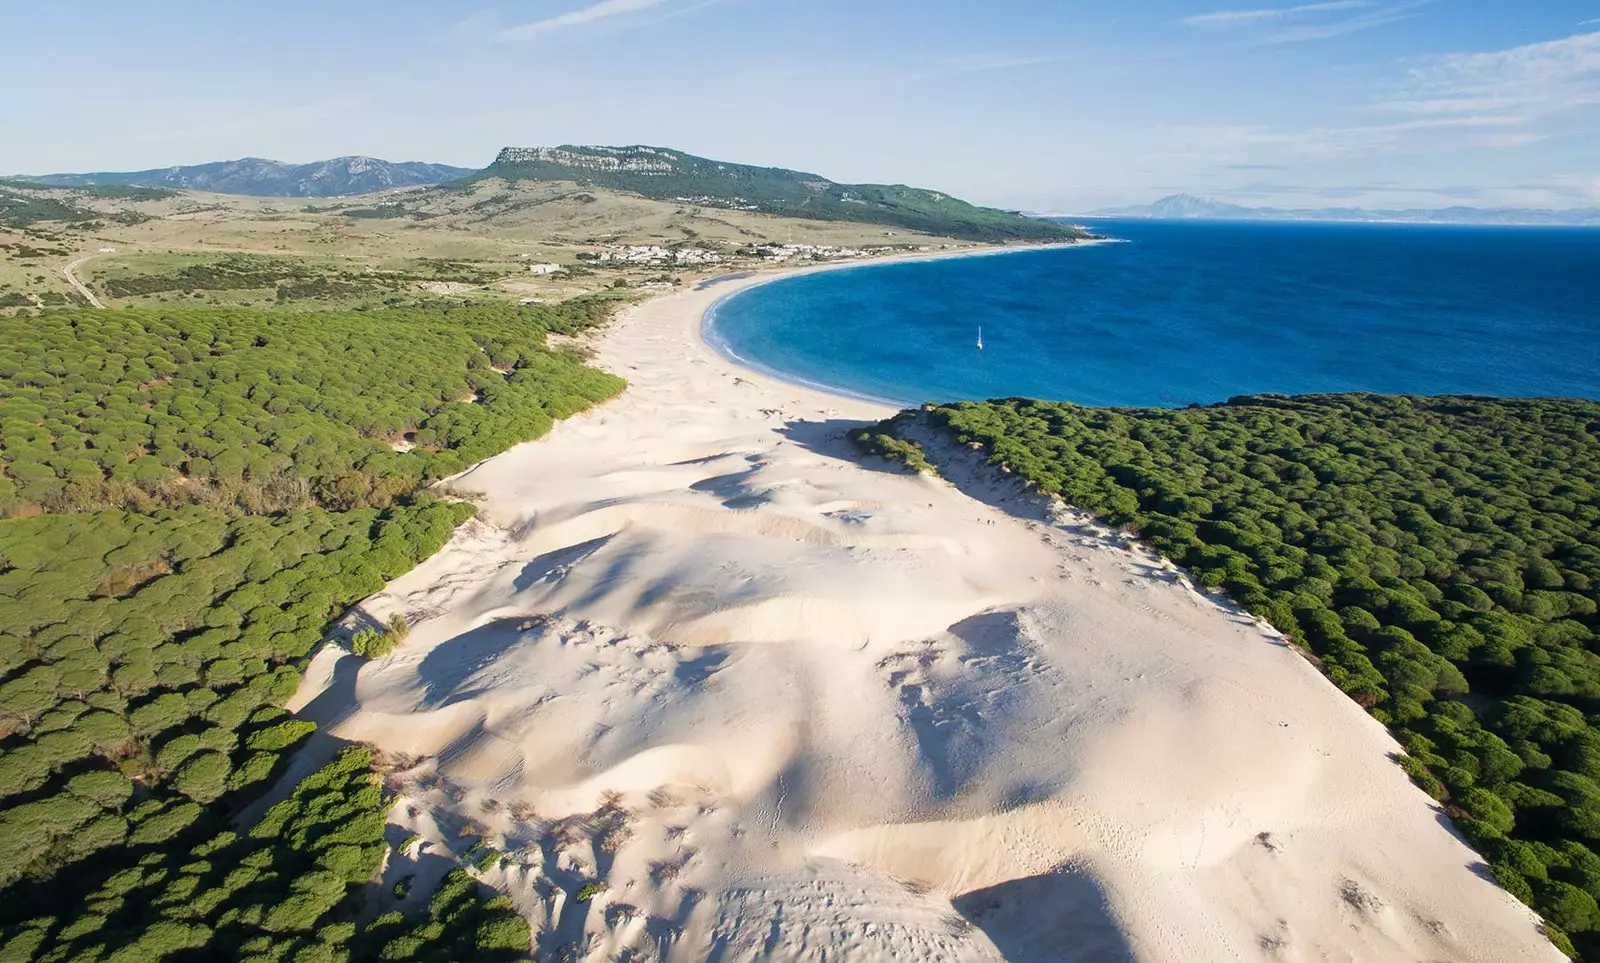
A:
[12,145,1089,242]
[1085,193,1600,226]
[21,156,476,197]
[481,145,1084,243]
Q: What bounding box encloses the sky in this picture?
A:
[2,0,1597,211]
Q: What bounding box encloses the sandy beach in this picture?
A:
[290,248,1562,962]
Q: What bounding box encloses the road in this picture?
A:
[60,254,106,308]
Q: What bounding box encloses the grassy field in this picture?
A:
[0,178,993,313]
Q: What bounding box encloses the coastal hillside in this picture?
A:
[858,393,1600,961]
[1,162,1019,315]
[22,156,475,197]
[481,145,1084,243]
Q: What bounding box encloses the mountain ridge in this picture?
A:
[22,156,476,197]
[481,144,1086,243]
[1085,193,1600,226]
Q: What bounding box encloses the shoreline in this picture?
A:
[689,238,1117,408]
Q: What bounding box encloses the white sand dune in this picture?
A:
[291,256,1561,961]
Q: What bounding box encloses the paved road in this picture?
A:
[61,254,106,308]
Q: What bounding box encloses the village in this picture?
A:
[590,242,881,266]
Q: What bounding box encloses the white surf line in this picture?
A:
[61,254,106,308]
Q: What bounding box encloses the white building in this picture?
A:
[529,263,563,275]
[595,245,725,266]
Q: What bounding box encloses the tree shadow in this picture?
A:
[690,465,774,509]
[229,726,359,829]
[953,869,1135,963]
[294,650,365,729]
[414,619,535,709]
[373,820,458,922]
[512,534,615,592]
[776,417,920,476]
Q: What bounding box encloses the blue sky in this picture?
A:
[2,1,1597,211]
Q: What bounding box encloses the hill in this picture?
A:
[1087,193,1600,226]
[22,156,475,197]
[480,145,1085,243]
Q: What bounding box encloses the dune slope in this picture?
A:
[291,264,1560,962]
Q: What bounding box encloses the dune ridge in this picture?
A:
[290,258,1561,961]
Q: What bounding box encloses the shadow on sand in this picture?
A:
[954,869,1136,963]
[776,416,921,476]
[414,619,535,708]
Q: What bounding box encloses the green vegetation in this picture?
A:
[92,253,509,302]
[69,185,178,202]
[484,145,1085,243]
[0,181,171,228]
[0,180,177,203]
[848,415,937,475]
[340,204,433,221]
[1,298,624,959]
[903,393,1600,959]
[2,745,528,961]
[0,302,623,515]
[350,614,410,660]
[0,187,87,228]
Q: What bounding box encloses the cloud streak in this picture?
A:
[1380,30,1600,121]
[1182,1,1375,28]
[1168,27,1600,167]
[1182,0,1433,44]
[499,0,670,41]
[1263,1,1433,43]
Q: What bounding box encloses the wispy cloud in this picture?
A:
[1182,1,1374,28]
[499,0,670,41]
[1170,27,1600,163]
[1178,113,1539,163]
[1265,1,1433,43]
[1378,30,1600,121]
[1182,0,1431,44]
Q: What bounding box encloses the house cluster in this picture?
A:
[595,245,726,266]
[753,243,870,261]
[673,195,760,211]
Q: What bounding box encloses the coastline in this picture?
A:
[287,240,1562,962]
[693,239,1116,408]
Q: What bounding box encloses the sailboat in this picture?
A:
[976,325,984,351]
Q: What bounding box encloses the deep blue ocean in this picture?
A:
[703,220,1600,407]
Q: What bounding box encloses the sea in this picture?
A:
[702,220,1600,408]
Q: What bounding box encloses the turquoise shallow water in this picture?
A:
[703,221,1600,407]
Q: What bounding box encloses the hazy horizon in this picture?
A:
[3,1,1597,212]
